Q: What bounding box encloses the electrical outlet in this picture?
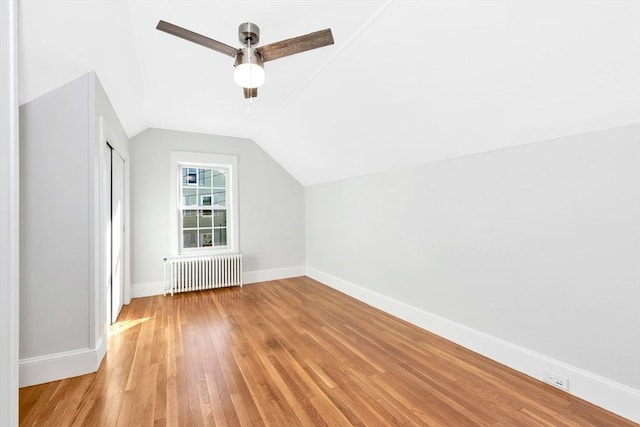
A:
[542,371,569,390]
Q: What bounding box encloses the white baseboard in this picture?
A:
[243,266,305,284]
[131,266,306,298]
[19,346,102,388]
[305,267,640,424]
[131,281,165,298]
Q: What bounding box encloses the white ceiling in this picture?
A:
[19,1,640,186]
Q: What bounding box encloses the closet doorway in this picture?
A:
[106,143,125,324]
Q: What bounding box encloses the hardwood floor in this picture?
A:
[20,277,636,426]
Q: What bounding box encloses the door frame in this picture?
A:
[96,116,130,356]
[0,0,19,424]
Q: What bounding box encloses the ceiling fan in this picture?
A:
[156,20,334,99]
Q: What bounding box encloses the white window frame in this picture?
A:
[169,151,239,256]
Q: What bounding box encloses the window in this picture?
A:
[179,166,228,249]
[170,152,238,255]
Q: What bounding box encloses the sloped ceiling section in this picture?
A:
[19,1,640,186]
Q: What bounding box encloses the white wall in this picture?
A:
[20,74,91,357]
[129,128,305,294]
[0,0,19,424]
[306,124,640,421]
[19,72,129,386]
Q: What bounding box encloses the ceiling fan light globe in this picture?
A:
[234,63,265,88]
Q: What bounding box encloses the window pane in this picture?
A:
[199,210,212,227]
[183,188,197,206]
[183,210,197,228]
[182,168,197,185]
[178,161,233,253]
[199,169,211,187]
[213,210,226,227]
[183,230,197,248]
[212,169,226,188]
[198,188,212,206]
[213,189,226,206]
[214,228,227,246]
[199,229,213,247]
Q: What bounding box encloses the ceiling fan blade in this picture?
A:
[243,87,258,99]
[256,28,334,62]
[156,20,238,58]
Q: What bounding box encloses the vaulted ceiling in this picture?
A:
[19,1,640,186]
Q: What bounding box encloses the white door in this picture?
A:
[110,148,125,324]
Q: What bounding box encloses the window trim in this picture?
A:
[169,151,239,256]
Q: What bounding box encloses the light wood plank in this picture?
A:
[20,277,637,426]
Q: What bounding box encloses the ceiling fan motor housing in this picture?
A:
[238,22,260,46]
[234,48,264,69]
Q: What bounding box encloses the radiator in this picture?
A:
[163,254,242,295]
